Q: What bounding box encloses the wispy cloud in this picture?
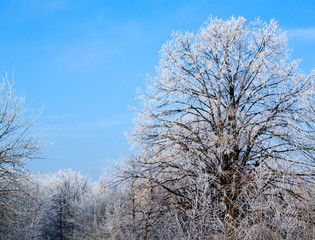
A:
[86,119,124,130]
[1,0,70,20]
[287,28,315,42]
[45,114,74,120]
[87,113,132,129]
[30,0,69,12]
[43,112,132,138]
[54,40,108,70]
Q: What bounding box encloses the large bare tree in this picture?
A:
[0,76,41,238]
[124,17,314,239]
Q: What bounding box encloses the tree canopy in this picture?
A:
[124,17,315,239]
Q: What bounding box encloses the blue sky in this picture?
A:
[0,0,314,180]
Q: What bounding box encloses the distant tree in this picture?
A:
[72,178,109,239]
[0,76,41,238]
[124,17,314,239]
[29,170,122,240]
[37,170,90,240]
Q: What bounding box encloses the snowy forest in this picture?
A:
[1,17,314,240]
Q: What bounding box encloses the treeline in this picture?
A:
[1,17,315,239]
[2,167,314,239]
[1,169,128,239]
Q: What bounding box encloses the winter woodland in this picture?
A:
[0,17,314,240]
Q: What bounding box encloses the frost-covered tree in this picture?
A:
[38,170,90,240]
[0,76,41,238]
[26,170,116,240]
[124,17,314,238]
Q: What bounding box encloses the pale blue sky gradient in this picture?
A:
[0,0,314,180]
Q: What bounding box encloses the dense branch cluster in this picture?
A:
[122,17,315,239]
[0,77,40,237]
[0,17,314,240]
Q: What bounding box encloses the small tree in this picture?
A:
[0,76,41,238]
[38,170,90,240]
[125,17,314,238]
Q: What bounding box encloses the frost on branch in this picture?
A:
[124,16,315,239]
